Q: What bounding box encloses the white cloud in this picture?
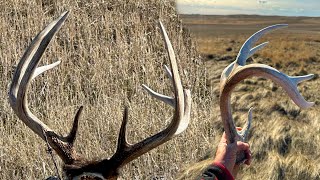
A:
[257,0,267,4]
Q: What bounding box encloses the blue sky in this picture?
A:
[176,0,320,17]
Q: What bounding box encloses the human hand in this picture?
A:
[213,130,252,177]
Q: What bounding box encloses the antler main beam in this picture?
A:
[9,11,82,164]
[10,11,191,179]
[219,24,314,163]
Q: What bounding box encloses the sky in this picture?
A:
[176,0,320,17]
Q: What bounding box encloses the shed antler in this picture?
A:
[9,12,191,179]
[219,24,314,163]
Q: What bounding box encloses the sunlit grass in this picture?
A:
[2,1,320,180]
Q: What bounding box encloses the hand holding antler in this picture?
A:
[219,24,314,163]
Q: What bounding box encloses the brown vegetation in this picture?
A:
[179,14,320,180]
[181,14,320,67]
[2,1,320,180]
[0,1,209,179]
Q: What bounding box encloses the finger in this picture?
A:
[244,150,252,165]
[244,157,252,165]
[217,141,228,148]
[236,141,250,151]
[220,131,227,143]
[232,165,240,177]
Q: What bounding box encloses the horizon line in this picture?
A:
[178,13,320,18]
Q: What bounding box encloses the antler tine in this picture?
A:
[159,21,192,135]
[238,107,253,141]
[221,24,288,87]
[141,64,180,107]
[142,84,175,107]
[236,24,288,66]
[32,61,61,80]
[110,22,192,167]
[289,74,314,85]
[141,39,181,107]
[65,106,84,145]
[116,106,130,151]
[219,25,314,163]
[9,11,83,164]
[164,64,173,81]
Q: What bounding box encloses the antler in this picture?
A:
[9,11,191,179]
[9,11,82,164]
[113,21,192,164]
[219,24,314,163]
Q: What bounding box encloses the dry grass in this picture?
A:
[178,14,320,180]
[197,34,318,65]
[0,1,211,179]
[187,31,319,70]
[182,14,320,68]
[2,1,320,180]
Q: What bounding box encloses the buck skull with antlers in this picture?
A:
[9,11,191,179]
[220,24,314,163]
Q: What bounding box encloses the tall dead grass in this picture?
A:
[0,1,212,179]
[1,1,320,180]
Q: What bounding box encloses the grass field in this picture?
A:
[1,1,320,179]
[0,1,209,179]
[181,14,320,65]
[178,14,320,179]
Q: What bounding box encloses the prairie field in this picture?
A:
[179,14,320,180]
[1,1,320,180]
